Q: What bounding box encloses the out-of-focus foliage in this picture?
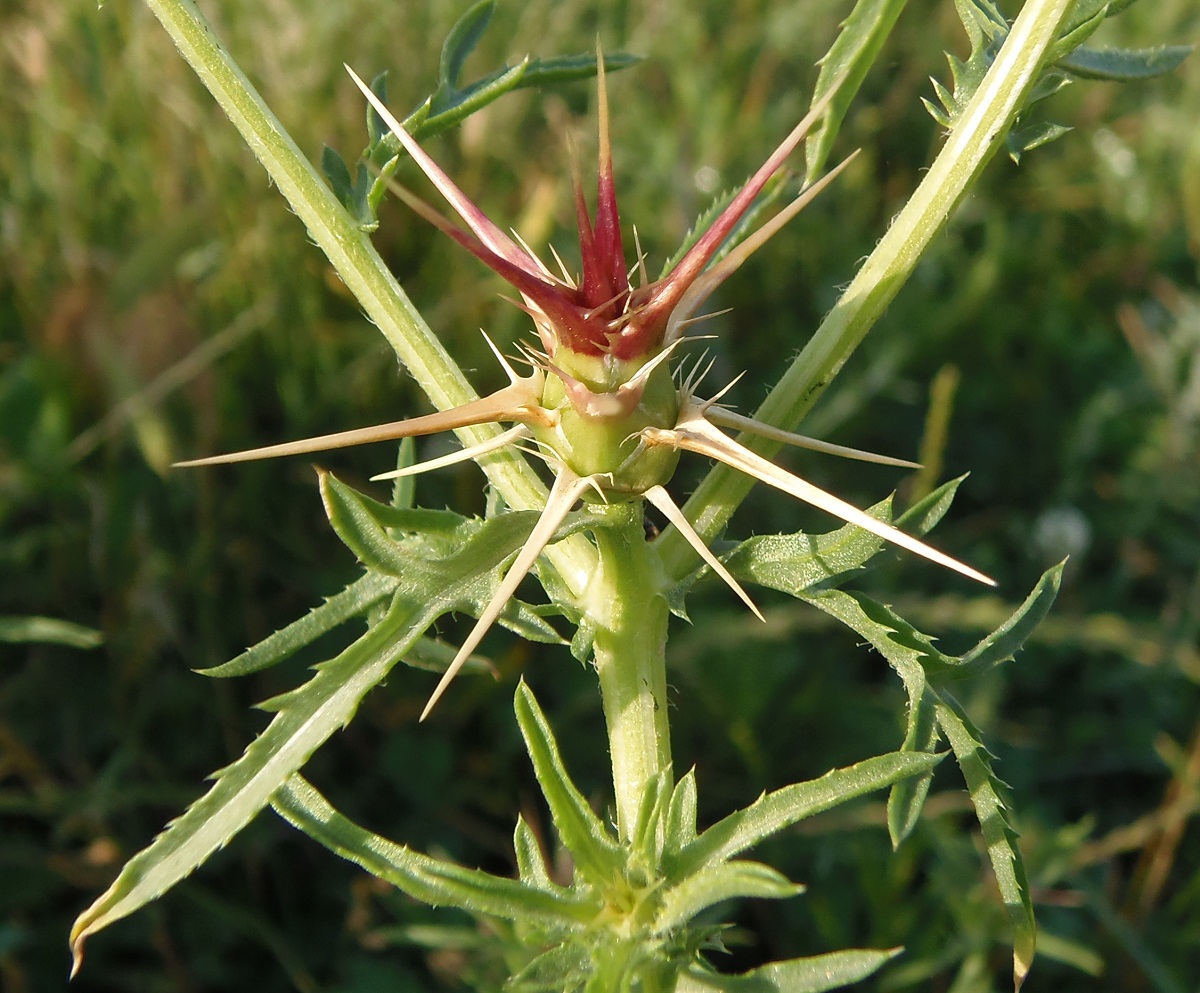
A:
[1,0,1196,990]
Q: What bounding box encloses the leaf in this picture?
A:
[955,562,1063,675]
[723,496,891,596]
[514,682,623,886]
[630,770,672,870]
[509,942,592,992]
[935,697,1035,991]
[803,588,957,677]
[805,0,911,182]
[320,145,356,208]
[893,474,967,534]
[658,175,788,280]
[438,0,495,91]
[70,591,435,973]
[680,948,902,992]
[655,861,802,933]
[319,472,580,644]
[672,751,943,875]
[513,815,555,892]
[1058,44,1193,81]
[520,50,641,87]
[271,774,594,923]
[886,677,940,848]
[665,768,700,851]
[0,615,102,649]
[197,571,397,677]
[71,497,595,970]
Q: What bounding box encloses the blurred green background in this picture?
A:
[2,0,1198,990]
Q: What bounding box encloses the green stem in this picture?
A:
[141,0,596,592]
[659,0,1073,579]
[587,504,673,840]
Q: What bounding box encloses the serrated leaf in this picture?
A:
[438,0,495,91]
[894,475,967,533]
[197,571,397,677]
[935,697,1035,990]
[1058,44,1192,81]
[319,473,589,645]
[656,861,802,933]
[321,470,457,575]
[805,0,910,182]
[803,587,956,679]
[673,751,943,875]
[659,175,788,280]
[956,562,1063,674]
[723,496,891,596]
[70,496,600,969]
[514,682,623,885]
[70,591,437,971]
[1008,121,1072,162]
[681,947,902,992]
[271,774,595,923]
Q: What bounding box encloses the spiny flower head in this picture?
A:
[178,64,993,718]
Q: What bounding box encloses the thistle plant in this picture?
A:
[70,0,1188,990]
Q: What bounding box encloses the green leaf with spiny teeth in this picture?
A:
[196,571,398,677]
[271,774,598,924]
[655,862,802,933]
[514,683,624,885]
[671,751,944,876]
[805,0,911,183]
[936,698,1036,989]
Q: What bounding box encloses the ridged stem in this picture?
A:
[587,504,673,840]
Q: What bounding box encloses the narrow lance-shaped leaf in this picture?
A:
[673,750,943,875]
[679,947,902,992]
[655,861,802,933]
[886,674,940,848]
[272,774,596,923]
[71,495,594,970]
[197,571,399,677]
[805,0,911,182]
[438,0,494,91]
[70,591,434,974]
[514,682,623,885]
[936,697,1036,991]
[1057,43,1193,82]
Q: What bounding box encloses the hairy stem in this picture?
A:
[141,0,596,591]
[659,0,1073,579]
[587,504,673,840]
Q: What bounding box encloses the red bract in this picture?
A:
[349,64,843,362]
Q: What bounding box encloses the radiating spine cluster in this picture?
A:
[177,60,993,718]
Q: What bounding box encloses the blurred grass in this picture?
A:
[1,0,1198,990]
